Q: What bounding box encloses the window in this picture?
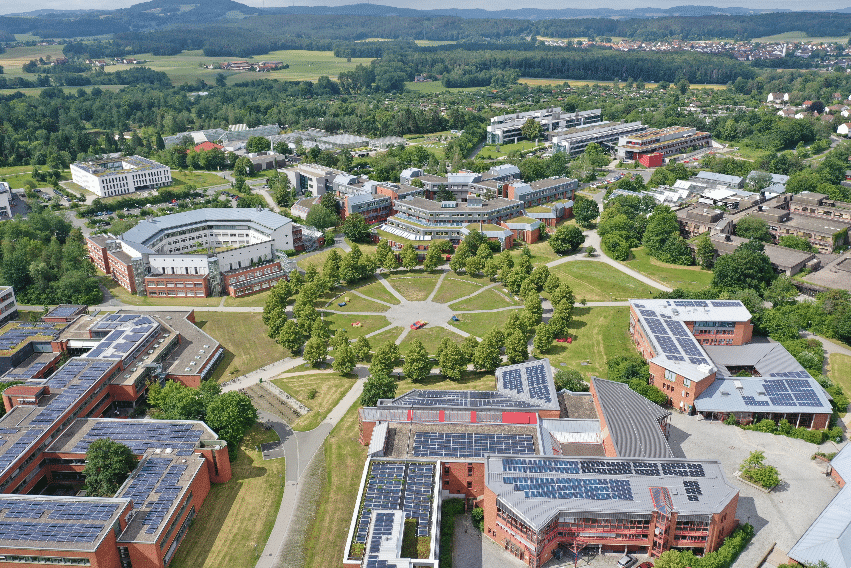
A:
[467,481,473,489]
[683,378,692,388]
[665,369,676,383]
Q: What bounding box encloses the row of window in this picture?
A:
[0,555,90,565]
[148,281,204,288]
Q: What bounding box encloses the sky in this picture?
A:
[4,0,851,15]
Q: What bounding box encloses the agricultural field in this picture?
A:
[0,44,68,78]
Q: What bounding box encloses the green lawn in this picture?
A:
[543,306,635,379]
[355,280,401,305]
[621,247,713,290]
[385,276,439,302]
[509,241,564,267]
[477,140,544,160]
[171,170,229,188]
[830,353,851,402]
[548,261,658,301]
[450,310,516,338]
[367,326,405,346]
[297,249,334,272]
[324,313,391,340]
[223,289,272,308]
[395,370,497,396]
[450,289,518,312]
[194,312,286,382]
[301,402,368,568]
[169,425,284,568]
[400,326,463,354]
[325,292,389,313]
[100,276,223,307]
[273,372,356,431]
[0,168,71,190]
[432,277,485,304]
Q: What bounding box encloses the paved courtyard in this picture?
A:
[667,412,846,568]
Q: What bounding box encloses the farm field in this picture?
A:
[168,425,284,568]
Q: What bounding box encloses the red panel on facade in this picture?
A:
[501,412,537,424]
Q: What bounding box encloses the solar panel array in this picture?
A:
[412,432,535,458]
[0,323,59,351]
[46,306,82,318]
[0,499,122,544]
[2,359,52,381]
[71,422,202,455]
[741,375,829,409]
[0,429,42,474]
[31,360,114,428]
[525,363,552,403]
[639,308,711,366]
[502,458,706,478]
[501,369,523,394]
[684,480,702,502]
[672,300,709,308]
[396,390,537,408]
[363,512,398,568]
[354,462,434,545]
[504,476,634,501]
[120,458,188,534]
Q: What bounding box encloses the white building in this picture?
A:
[486,108,602,145]
[70,155,172,197]
[0,182,12,220]
[0,286,17,325]
[282,163,346,196]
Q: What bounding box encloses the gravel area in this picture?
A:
[667,412,846,568]
[453,512,526,568]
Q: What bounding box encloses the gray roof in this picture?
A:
[694,375,832,414]
[833,443,851,482]
[788,484,851,568]
[121,208,292,246]
[592,378,673,459]
[704,341,808,377]
[696,171,743,185]
[485,455,737,532]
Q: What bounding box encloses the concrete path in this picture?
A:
[254,367,366,568]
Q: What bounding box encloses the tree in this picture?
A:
[473,330,503,371]
[382,250,400,271]
[147,380,206,420]
[233,156,254,178]
[438,338,467,380]
[246,136,271,153]
[460,335,479,362]
[712,242,776,292]
[323,248,342,284]
[360,373,397,407]
[747,171,773,191]
[303,336,328,367]
[778,234,816,252]
[549,224,585,255]
[333,341,357,374]
[602,233,631,261]
[305,204,339,231]
[607,355,649,383]
[739,451,781,489]
[401,243,418,270]
[533,322,555,353]
[572,196,599,228]
[524,292,543,325]
[205,391,258,453]
[505,330,528,364]
[695,233,715,269]
[403,339,433,381]
[764,276,798,307]
[642,206,692,265]
[277,319,304,354]
[554,369,589,392]
[735,216,772,242]
[449,242,470,273]
[521,118,542,142]
[83,439,138,497]
[465,255,483,275]
[353,336,371,362]
[370,342,399,377]
[342,213,371,243]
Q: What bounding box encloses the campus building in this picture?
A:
[0,309,229,568]
[70,156,172,198]
[0,182,12,220]
[617,127,712,161]
[282,163,346,196]
[0,287,17,326]
[505,178,577,209]
[487,109,602,145]
[552,122,648,156]
[628,299,833,428]
[741,207,850,253]
[707,234,819,277]
[352,359,741,567]
[86,209,294,298]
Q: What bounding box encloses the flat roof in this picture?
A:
[72,155,168,177]
[788,484,851,568]
[47,418,217,455]
[694,373,832,414]
[381,422,540,459]
[122,208,292,246]
[0,321,64,355]
[485,455,737,531]
[397,196,521,213]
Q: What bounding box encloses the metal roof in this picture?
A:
[704,341,808,377]
[592,378,673,459]
[788,484,851,568]
[484,455,737,532]
[121,208,292,246]
[694,374,832,414]
[833,444,851,482]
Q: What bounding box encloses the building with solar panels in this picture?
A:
[628,299,832,429]
[483,455,739,566]
[0,287,17,327]
[0,309,231,568]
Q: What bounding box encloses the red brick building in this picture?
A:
[222,260,288,297]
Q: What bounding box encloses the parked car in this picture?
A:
[638,562,654,568]
[617,555,637,568]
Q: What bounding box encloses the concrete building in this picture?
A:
[695,171,744,189]
[617,127,712,161]
[505,178,577,208]
[553,121,648,156]
[628,299,832,428]
[0,287,17,326]
[282,163,346,196]
[71,156,172,198]
[742,208,850,253]
[708,234,819,276]
[487,108,602,145]
[342,193,392,224]
[0,182,12,220]
[86,209,294,298]
[675,206,734,238]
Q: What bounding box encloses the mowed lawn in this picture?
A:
[367,326,405,346]
[297,249,334,272]
[194,312,285,382]
[301,402,368,568]
[273,372,357,431]
[544,306,635,379]
[830,353,851,402]
[325,312,390,339]
[400,326,463,353]
[223,289,272,307]
[450,310,516,338]
[395,370,497,396]
[548,261,658,301]
[325,292,389,313]
[385,276,439,301]
[432,277,484,304]
[449,289,517,311]
[171,170,229,188]
[621,247,713,290]
[355,280,401,305]
[169,426,284,568]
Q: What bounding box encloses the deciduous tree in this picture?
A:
[83,439,138,497]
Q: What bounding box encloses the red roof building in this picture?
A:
[194,141,224,152]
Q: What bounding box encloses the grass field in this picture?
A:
[522,78,727,89]
[223,289,271,308]
[450,289,518,312]
[753,32,849,42]
[544,306,634,379]
[171,170,229,188]
[169,425,284,568]
[0,45,68,78]
[296,249,335,272]
[0,168,71,190]
[830,353,851,401]
[621,248,713,290]
[510,240,565,266]
[100,276,224,307]
[396,370,496,397]
[548,261,658,301]
[194,312,286,382]
[478,140,544,160]
[367,326,405,346]
[403,81,483,94]
[273,372,356,431]
[355,280,401,305]
[301,402,368,568]
[385,276,439,302]
[450,310,515,338]
[326,292,389,313]
[325,312,391,339]
[432,277,485,304]
[400,326,463,353]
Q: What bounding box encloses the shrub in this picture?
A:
[724,414,738,426]
[307,388,318,400]
[439,499,465,568]
[471,507,484,531]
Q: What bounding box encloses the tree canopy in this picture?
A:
[83,439,138,497]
